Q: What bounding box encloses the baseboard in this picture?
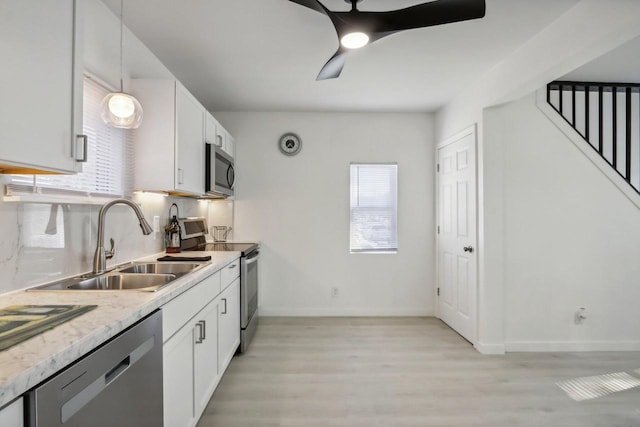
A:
[505,340,640,352]
[474,341,506,355]
[258,307,433,317]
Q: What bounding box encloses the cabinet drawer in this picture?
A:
[162,272,221,342]
[221,259,240,291]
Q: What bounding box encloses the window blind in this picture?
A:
[5,76,133,200]
[350,163,398,253]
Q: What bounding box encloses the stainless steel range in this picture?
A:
[179,217,259,353]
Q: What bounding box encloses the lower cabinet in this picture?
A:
[219,278,240,372]
[163,297,219,427]
[162,261,240,427]
[0,397,23,427]
[194,300,219,414]
[163,320,196,427]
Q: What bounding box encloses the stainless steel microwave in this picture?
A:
[205,143,235,198]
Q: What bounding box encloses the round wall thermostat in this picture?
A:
[278,133,302,156]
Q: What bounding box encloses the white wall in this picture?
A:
[215,112,435,316]
[435,0,640,353]
[492,93,640,351]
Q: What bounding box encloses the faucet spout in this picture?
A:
[92,199,153,275]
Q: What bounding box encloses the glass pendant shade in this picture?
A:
[101,92,143,129]
[102,0,143,129]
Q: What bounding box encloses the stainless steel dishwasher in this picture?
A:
[26,310,163,427]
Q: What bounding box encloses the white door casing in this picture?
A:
[436,125,478,344]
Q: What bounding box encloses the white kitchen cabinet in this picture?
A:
[193,300,219,416]
[161,264,244,427]
[164,297,220,427]
[225,131,235,159]
[205,112,235,158]
[163,319,196,427]
[131,79,204,196]
[218,278,240,372]
[204,112,222,149]
[0,0,85,174]
[0,397,23,427]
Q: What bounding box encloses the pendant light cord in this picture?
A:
[119,0,124,93]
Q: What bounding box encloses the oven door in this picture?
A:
[240,249,259,329]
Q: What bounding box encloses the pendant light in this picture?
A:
[101,0,143,129]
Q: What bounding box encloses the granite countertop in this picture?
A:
[0,250,240,408]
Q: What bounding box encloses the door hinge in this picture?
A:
[437,288,440,296]
[436,163,440,173]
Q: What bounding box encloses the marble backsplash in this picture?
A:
[0,193,211,294]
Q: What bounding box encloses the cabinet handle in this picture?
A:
[221,298,227,315]
[228,264,237,269]
[178,168,184,184]
[201,320,206,340]
[195,321,205,344]
[75,135,88,162]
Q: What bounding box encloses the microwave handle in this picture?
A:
[227,164,236,189]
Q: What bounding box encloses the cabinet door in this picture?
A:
[164,322,196,427]
[175,83,204,194]
[0,398,23,427]
[224,132,235,159]
[218,278,240,372]
[215,123,226,150]
[204,113,217,147]
[194,300,220,418]
[0,0,83,173]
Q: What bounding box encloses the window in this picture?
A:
[350,163,398,253]
[5,76,133,202]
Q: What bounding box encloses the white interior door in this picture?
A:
[437,126,477,344]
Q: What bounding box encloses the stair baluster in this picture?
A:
[547,81,640,194]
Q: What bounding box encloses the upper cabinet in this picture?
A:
[204,112,234,159]
[0,0,85,174]
[131,80,205,196]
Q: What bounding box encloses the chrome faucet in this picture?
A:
[92,199,153,275]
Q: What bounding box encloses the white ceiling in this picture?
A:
[102,0,580,113]
[562,35,640,83]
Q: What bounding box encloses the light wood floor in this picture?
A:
[197,317,640,427]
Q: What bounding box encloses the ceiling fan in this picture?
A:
[289,0,486,80]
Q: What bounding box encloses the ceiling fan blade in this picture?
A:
[316,49,348,80]
[333,0,486,33]
[288,0,330,16]
[378,0,486,32]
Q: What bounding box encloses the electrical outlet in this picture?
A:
[331,287,339,298]
[574,307,587,325]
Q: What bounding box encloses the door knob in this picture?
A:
[463,246,474,253]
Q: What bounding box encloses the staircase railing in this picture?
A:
[547,81,640,194]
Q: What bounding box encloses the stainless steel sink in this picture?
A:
[28,261,207,292]
[66,274,177,291]
[118,262,203,275]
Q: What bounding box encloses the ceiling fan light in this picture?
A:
[101,92,144,129]
[340,32,369,49]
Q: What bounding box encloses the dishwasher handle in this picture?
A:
[60,336,156,423]
[104,355,130,385]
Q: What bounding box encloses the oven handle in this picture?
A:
[245,252,259,265]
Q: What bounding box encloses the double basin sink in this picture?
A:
[29,262,207,292]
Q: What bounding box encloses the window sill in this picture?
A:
[3,193,119,206]
[350,250,398,255]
